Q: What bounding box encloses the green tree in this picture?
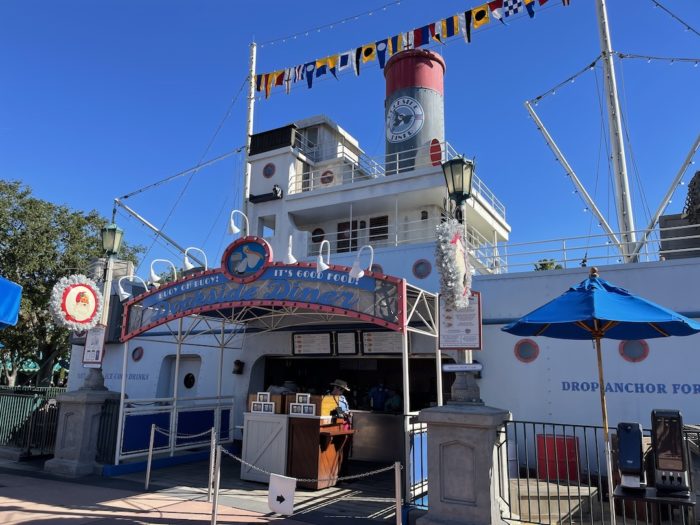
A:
[0,181,143,386]
[534,259,563,271]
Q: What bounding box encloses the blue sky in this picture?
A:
[2,0,698,272]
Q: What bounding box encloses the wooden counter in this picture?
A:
[287,417,354,490]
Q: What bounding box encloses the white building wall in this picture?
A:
[472,258,700,427]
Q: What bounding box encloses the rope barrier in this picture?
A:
[220,447,400,483]
[152,425,215,439]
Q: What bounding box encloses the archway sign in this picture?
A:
[121,237,407,341]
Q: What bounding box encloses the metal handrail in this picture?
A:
[289,137,507,220]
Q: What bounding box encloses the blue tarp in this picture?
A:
[0,276,22,330]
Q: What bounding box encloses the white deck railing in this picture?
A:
[290,135,506,220]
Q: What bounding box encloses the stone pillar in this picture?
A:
[416,403,511,525]
[44,389,119,477]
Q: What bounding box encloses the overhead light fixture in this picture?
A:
[286,235,297,264]
[101,223,124,256]
[229,210,249,236]
[184,246,208,271]
[442,156,476,210]
[117,275,149,302]
[150,258,178,287]
[349,245,374,280]
[317,239,331,273]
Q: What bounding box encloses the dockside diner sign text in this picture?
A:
[121,237,404,341]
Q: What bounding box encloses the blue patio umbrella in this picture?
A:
[502,267,700,458]
[0,276,22,330]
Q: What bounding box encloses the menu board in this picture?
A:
[439,291,482,350]
[83,325,106,367]
[362,331,403,354]
[336,332,357,354]
[292,333,332,355]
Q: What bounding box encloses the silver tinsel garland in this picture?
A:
[435,219,472,309]
[50,274,104,331]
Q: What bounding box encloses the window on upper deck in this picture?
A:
[369,216,389,243]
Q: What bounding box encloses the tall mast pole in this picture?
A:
[243,42,257,219]
[595,0,636,261]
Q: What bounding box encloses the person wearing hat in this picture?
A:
[329,379,351,423]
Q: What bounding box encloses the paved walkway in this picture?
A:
[0,469,306,524]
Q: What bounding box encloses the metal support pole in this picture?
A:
[207,426,216,502]
[401,326,411,499]
[114,342,129,465]
[631,133,700,257]
[394,461,402,525]
[243,42,257,218]
[525,101,622,253]
[211,445,222,525]
[595,0,636,258]
[170,317,183,456]
[145,423,155,490]
[435,342,443,407]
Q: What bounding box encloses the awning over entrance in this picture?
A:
[121,237,438,342]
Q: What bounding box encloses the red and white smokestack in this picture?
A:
[384,49,446,174]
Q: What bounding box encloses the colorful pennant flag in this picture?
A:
[488,0,506,24]
[413,25,431,48]
[361,43,377,63]
[389,34,403,55]
[442,15,459,39]
[503,0,523,17]
[376,39,390,68]
[524,0,536,18]
[256,0,550,97]
[430,22,442,43]
[304,62,315,88]
[462,10,472,43]
[338,51,353,73]
[472,4,491,28]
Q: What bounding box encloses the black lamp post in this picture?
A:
[83,223,124,390]
[440,156,482,405]
[442,156,475,222]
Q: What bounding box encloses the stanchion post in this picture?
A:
[207,426,216,503]
[210,444,222,525]
[145,423,155,491]
[394,461,402,525]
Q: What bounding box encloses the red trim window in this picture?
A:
[618,340,649,363]
[514,339,540,363]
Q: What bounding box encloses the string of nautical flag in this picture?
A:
[255,0,573,99]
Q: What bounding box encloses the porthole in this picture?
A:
[184,373,196,389]
[311,228,325,243]
[320,170,334,184]
[514,339,539,363]
[619,340,649,363]
[262,163,276,179]
[412,259,432,279]
[132,346,144,362]
[370,264,384,274]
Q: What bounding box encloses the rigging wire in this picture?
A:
[528,57,602,106]
[136,77,248,273]
[648,0,700,39]
[617,52,700,65]
[616,55,655,246]
[259,0,404,47]
[119,147,244,201]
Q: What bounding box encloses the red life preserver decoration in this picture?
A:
[50,275,104,331]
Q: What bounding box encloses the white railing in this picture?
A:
[290,136,506,221]
[306,216,505,275]
[496,222,700,273]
